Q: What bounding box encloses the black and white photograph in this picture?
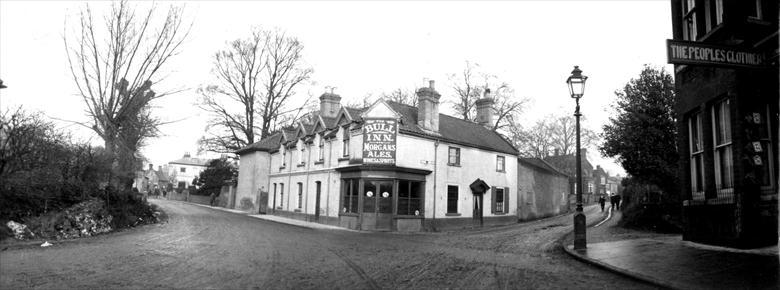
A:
[0,0,777,289]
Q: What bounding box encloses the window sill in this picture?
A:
[279,166,286,171]
[337,157,350,161]
[492,212,507,215]
[276,206,283,209]
[339,212,359,217]
[314,160,324,165]
[294,209,302,212]
[496,170,506,173]
[296,163,305,168]
[394,215,424,219]
[447,163,461,167]
[445,213,461,216]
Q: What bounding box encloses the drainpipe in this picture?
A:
[304,142,312,219]
[432,139,439,231]
[326,138,333,219]
[267,152,273,213]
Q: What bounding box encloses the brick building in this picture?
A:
[669,0,778,247]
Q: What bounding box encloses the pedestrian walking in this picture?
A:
[616,194,622,210]
[209,192,216,206]
[598,195,606,212]
[609,194,616,211]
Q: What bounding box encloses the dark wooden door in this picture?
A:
[314,181,321,221]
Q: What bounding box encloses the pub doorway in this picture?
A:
[362,180,393,231]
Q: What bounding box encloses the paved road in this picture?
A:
[1,200,654,289]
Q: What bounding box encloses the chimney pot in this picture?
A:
[475,92,495,127]
[416,80,441,132]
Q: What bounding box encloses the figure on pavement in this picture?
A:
[598,195,606,212]
[616,194,622,210]
[210,192,217,206]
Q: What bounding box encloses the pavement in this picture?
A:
[186,201,356,231]
[564,207,780,290]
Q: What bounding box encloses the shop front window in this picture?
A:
[342,179,359,214]
[689,112,705,200]
[398,180,423,216]
[712,99,733,200]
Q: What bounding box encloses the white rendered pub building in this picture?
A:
[235,81,519,231]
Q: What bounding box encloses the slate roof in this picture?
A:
[234,132,283,155]
[518,157,569,177]
[543,153,593,177]
[237,101,519,156]
[168,156,210,167]
[386,102,518,155]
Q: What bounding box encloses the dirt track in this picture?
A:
[1,200,655,289]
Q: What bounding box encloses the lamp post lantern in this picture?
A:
[567,65,588,250]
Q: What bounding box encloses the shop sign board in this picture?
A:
[667,39,767,68]
[363,118,397,165]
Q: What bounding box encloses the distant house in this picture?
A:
[517,157,570,220]
[167,153,210,189]
[543,149,595,202]
[133,164,172,194]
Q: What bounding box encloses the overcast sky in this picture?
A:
[0,0,674,176]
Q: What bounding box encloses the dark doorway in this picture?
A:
[361,180,393,231]
[473,195,483,226]
[314,181,321,221]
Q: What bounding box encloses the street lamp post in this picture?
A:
[567,66,588,250]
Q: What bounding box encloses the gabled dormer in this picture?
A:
[361,98,402,120]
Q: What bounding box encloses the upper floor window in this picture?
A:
[600,176,606,185]
[342,128,350,157]
[689,111,705,200]
[712,99,733,198]
[318,137,324,161]
[496,156,505,172]
[748,0,763,20]
[682,0,697,40]
[298,146,304,165]
[180,167,186,173]
[704,0,723,31]
[448,147,460,166]
[587,182,594,194]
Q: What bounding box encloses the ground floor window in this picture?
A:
[447,185,458,214]
[398,180,423,216]
[297,182,303,209]
[492,187,508,214]
[342,179,359,213]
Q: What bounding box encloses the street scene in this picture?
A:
[2,200,650,289]
[1,0,778,289]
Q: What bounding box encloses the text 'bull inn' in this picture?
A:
[235,81,570,231]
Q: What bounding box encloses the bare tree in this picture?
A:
[198,27,313,154]
[449,61,483,121]
[511,118,553,158]
[380,88,417,106]
[449,61,528,132]
[549,114,598,156]
[64,1,189,189]
[515,113,598,158]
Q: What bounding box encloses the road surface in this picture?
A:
[1,200,654,289]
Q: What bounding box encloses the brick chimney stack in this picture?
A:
[416,80,441,132]
[476,88,494,127]
[319,90,342,118]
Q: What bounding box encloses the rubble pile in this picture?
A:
[55,199,113,239]
[10,199,114,241]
